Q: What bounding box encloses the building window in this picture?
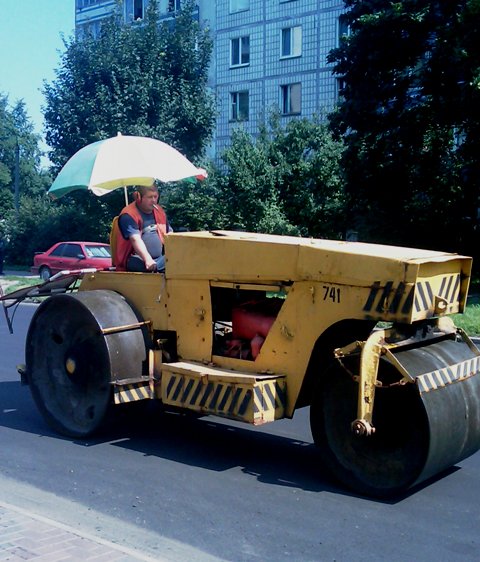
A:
[338,15,351,45]
[134,0,144,20]
[335,78,346,102]
[230,0,250,14]
[281,83,301,115]
[125,0,144,21]
[168,0,181,11]
[230,36,250,67]
[280,26,302,58]
[77,0,89,7]
[77,0,99,6]
[230,91,249,121]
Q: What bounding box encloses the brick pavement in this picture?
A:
[0,502,159,562]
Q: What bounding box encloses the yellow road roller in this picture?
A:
[4,230,480,497]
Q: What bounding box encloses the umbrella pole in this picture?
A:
[124,186,128,206]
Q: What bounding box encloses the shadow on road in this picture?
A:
[0,380,458,503]
[109,403,330,492]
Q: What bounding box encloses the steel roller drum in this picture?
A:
[312,337,480,497]
[25,290,147,437]
[395,339,480,486]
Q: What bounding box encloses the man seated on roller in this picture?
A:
[114,184,172,272]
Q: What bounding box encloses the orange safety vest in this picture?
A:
[113,202,168,271]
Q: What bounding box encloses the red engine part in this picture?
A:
[231,301,280,359]
[232,302,277,340]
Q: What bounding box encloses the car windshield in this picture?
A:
[84,245,111,258]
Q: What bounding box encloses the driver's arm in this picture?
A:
[129,233,157,271]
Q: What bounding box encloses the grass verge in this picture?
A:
[0,275,45,304]
[453,305,480,336]
[1,276,41,293]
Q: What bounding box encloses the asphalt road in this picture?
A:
[0,303,479,561]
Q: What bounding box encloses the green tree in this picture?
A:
[3,193,112,267]
[43,0,214,172]
[0,94,48,215]
[161,169,229,232]
[199,115,345,237]
[0,93,51,265]
[270,115,346,238]
[38,1,214,252]
[329,1,480,260]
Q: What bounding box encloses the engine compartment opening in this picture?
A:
[211,286,286,361]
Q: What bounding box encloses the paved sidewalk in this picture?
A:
[0,502,158,562]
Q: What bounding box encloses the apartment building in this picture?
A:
[75,0,345,157]
[75,0,197,36]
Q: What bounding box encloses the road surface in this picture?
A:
[0,303,479,561]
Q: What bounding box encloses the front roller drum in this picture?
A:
[26,290,147,438]
[311,339,480,498]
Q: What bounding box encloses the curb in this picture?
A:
[0,500,161,562]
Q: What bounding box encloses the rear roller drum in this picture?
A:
[26,290,147,438]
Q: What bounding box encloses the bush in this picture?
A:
[4,193,114,266]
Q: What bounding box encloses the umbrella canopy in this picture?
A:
[48,134,207,200]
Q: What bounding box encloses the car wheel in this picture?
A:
[39,266,52,281]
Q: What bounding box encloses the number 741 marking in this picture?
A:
[323,285,341,303]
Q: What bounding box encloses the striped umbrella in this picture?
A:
[48,134,207,203]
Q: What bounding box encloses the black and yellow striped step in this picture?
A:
[113,377,154,404]
[160,361,287,425]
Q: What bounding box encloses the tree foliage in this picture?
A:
[43,0,214,171]
[0,93,51,263]
[3,194,110,266]
[160,172,228,232]
[17,0,216,267]
[329,0,480,260]
[0,94,49,210]
[165,115,345,237]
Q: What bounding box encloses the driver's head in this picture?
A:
[134,184,159,214]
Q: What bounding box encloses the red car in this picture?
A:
[32,241,112,280]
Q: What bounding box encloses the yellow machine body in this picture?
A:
[79,230,472,419]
